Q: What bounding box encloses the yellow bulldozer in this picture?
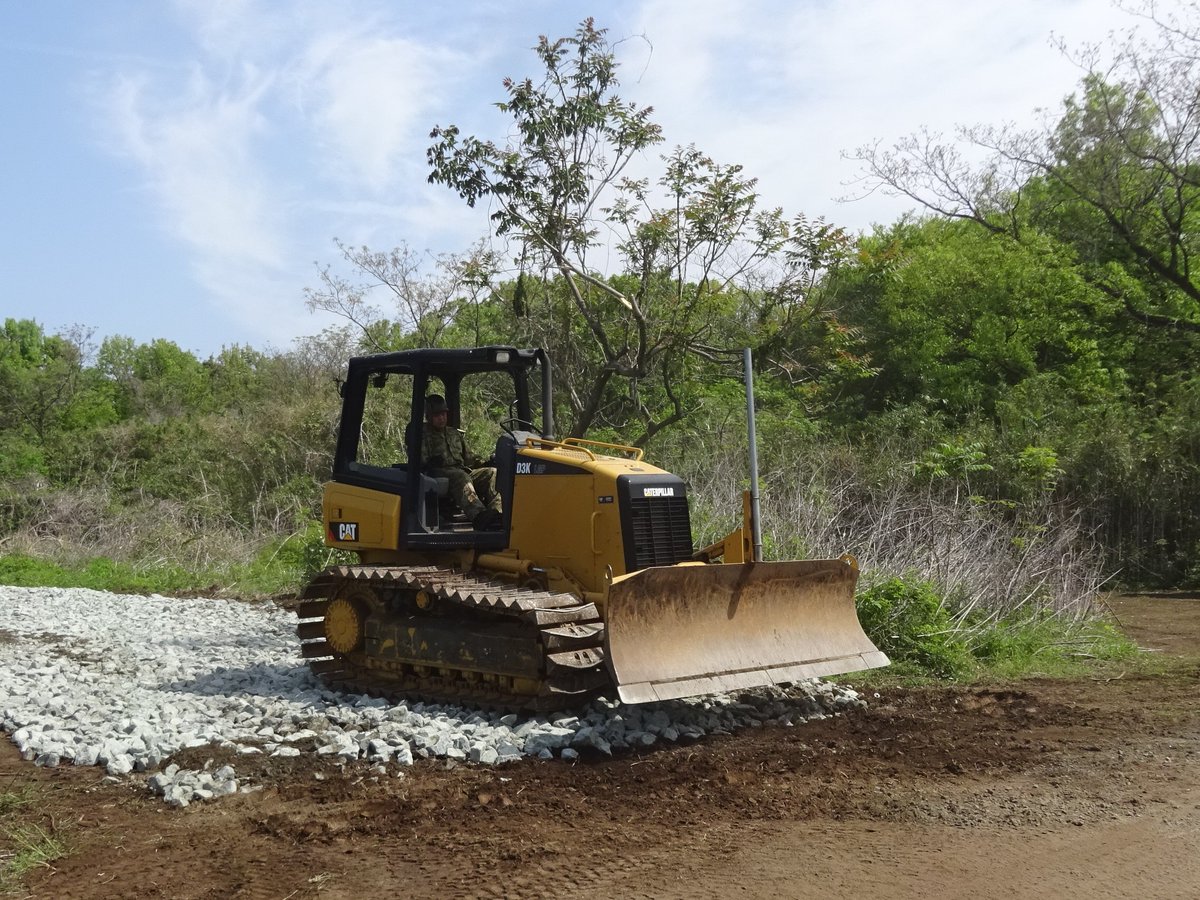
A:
[297,346,887,710]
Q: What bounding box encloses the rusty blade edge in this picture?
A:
[614,650,891,705]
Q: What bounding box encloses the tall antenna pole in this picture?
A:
[743,348,764,562]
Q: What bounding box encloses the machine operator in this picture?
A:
[421,394,503,531]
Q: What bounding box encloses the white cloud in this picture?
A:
[104,65,284,269]
[190,253,329,351]
[298,31,457,191]
[103,65,304,348]
[624,0,1136,230]
[172,0,288,62]
[77,0,1149,353]
[95,1,467,348]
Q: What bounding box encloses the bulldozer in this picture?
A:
[296,346,887,710]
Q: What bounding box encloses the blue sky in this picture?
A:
[2,1,1135,358]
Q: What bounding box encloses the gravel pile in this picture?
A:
[0,586,867,806]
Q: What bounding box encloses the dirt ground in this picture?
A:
[4,595,1198,900]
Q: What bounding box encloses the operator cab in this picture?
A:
[330,346,552,550]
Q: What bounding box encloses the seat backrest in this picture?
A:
[346,461,409,487]
[405,419,421,458]
[405,421,452,496]
[422,474,450,496]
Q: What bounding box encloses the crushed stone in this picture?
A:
[0,586,867,805]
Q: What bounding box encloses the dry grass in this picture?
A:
[0,786,67,894]
[3,444,1108,628]
[0,485,277,579]
[684,445,1106,627]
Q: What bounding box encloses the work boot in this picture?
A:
[472,509,504,531]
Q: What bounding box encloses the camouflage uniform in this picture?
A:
[421,425,501,520]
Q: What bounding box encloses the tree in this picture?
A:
[0,319,105,446]
[830,219,1123,422]
[304,240,497,353]
[847,2,1200,334]
[427,19,847,442]
[97,336,208,421]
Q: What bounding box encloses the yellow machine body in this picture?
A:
[322,483,401,551]
[315,433,887,705]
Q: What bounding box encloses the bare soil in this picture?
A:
[5,595,1198,899]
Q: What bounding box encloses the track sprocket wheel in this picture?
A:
[324,587,372,654]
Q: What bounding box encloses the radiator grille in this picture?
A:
[627,496,694,568]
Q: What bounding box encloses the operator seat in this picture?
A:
[405,419,449,498]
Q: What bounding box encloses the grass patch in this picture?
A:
[0,785,67,894]
[0,522,354,598]
[969,616,1138,678]
[1,824,66,891]
[0,788,33,819]
[0,554,289,600]
[854,574,1139,684]
[0,553,196,594]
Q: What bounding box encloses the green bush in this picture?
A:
[853,574,1138,681]
[856,575,972,677]
[245,521,355,593]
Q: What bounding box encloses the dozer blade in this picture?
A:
[603,557,888,704]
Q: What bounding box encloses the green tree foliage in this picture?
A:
[304,240,497,353]
[841,3,1200,584]
[7,13,1200,597]
[1,320,88,442]
[818,210,1200,582]
[1,323,340,545]
[427,19,857,443]
[0,320,118,477]
[849,4,1200,334]
[97,336,210,420]
[834,221,1122,421]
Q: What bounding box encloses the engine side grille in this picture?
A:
[626,495,694,569]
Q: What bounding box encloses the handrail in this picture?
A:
[519,436,597,461]
[561,437,644,461]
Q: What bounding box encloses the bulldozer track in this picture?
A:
[295,565,610,712]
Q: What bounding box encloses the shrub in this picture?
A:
[855,576,972,678]
[250,521,355,590]
[673,438,1106,625]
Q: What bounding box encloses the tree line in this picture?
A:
[3,11,1199,590]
